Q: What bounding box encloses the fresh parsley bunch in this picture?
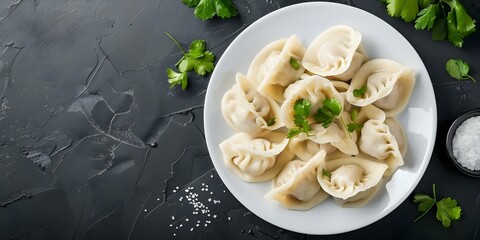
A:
[182,0,238,21]
[382,0,476,47]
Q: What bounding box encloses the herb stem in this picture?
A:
[466,75,477,83]
[164,32,186,55]
[413,184,438,223]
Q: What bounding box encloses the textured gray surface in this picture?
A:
[0,0,479,239]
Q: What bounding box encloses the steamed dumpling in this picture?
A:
[385,117,407,157]
[219,132,293,182]
[329,111,358,155]
[302,25,367,81]
[358,105,403,176]
[280,75,344,129]
[247,35,306,102]
[346,59,415,117]
[221,73,283,137]
[317,157,387,201]
[265,150,329,210]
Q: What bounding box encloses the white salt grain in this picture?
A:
[452,116,480,170]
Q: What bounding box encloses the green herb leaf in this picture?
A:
[167,68,188,90]
[214,0,238,19]
[287,128,301,138]
[176,40,215,76]
[444,0,476,35]
[446,59,476,82]
[266,117,276,126]
[182,0,200,7]
[432,17,447,41]
[289,57,301,70]
[347,122,362,133]
[350,108,359,121]
[418,0,435,8]
[322,168,332,179]
[414,194,435,212]
[165,33,216,90]
[346,109,362,133]
[413,184,462,228]
[287,98,313,138]
[293,98,311,119]
[436,197,462,228]
[314,98,342,128]
[385,0,419,22]
[186,0,238,21]
[194,0,216,20]
[415,3,439,30]
[353,85,367,97]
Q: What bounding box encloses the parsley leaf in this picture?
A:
[314,98,342,128]
[414,194,435,212]
[287,98,312,138]
[287,129,302,138]
[214,0,238,19]
[446,59,476,82]
[177,39,215,76]
[432,17,447,41]
[418,0,435,8]
[289,57,301,70]
[322,168,332,179]
[353,85,367,97]
[415,3,440,30]
[182,0,200,7]
[184,0,238,21]
[165,33,215,90]
[413,184,462,228]
[167,68,188,90]
[444,0,476,35]
[347,122,362,132]
[436,197,462,228]
[266,117,276,126]
[385,0,419,22]
[347,108,362,132]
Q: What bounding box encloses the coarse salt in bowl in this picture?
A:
[446,109,480,178]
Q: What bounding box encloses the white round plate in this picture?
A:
[204,2,437,235]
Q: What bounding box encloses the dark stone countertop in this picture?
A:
[0,0,479,239]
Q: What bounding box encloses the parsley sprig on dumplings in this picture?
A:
[287,99,312,138]
[287,98,348,138]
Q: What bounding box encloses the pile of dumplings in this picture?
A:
[219,25,415,210]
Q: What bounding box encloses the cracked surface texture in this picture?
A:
[0,0,480,239]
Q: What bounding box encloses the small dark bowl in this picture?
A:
[446,108,480,178]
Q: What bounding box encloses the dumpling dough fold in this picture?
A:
[302,25,367,81]
[317,157,387,201]
[221,73,283,137]
[265,150,329,210]
[220,132,294,182]
[247,35,306,102]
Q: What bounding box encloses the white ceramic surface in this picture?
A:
[204,2,437,235]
